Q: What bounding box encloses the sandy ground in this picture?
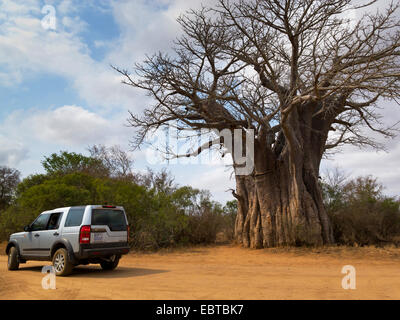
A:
[1,243,400,300]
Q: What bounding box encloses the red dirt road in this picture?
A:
[1,244,400,299]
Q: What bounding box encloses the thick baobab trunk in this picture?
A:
[234,108,335,248]
[235,155,333,247]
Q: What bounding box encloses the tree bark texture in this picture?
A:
[234,105,335,248]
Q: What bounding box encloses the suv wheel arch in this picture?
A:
[50,239,77,264]
[6,241,21,256]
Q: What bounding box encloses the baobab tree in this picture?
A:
[115,0,400,248]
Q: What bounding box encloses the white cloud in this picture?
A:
[30,105,109,145]
[57,0,77,15]
[0,0,220,111]
[0,105,137,176]
[0,0,232,128]
[0,0,137,109]
[61,15,88,34]
[0,0,40,15]
[107,0,220,63]
[5,105,134,147]
[0,135,29,167]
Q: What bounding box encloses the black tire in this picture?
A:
[100,255,120,271]
[7,247,19,271]
[52,248,73,276]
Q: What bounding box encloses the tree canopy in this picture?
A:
[0,150,237,249]
[116,0,400,154]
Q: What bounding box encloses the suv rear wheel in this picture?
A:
[52,248,73,276]
[100,255,120,270]
[7,247,19,271]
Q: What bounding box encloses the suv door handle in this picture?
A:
[53,232,59,236]
[34,234,40,237]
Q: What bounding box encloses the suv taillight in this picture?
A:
[79,225,91,244]
[127,225,130,243]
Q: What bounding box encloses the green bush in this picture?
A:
[0,151,236,250]
[322,173,400,246]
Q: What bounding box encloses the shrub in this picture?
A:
[322,173,400,246]
[0,151,236,251]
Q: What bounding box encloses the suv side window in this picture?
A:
[31,214,50,231]
[64,207,85,227]
[47,212,63,230]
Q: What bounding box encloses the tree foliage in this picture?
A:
[88,144,134,179]
[0,166,20,212]
[42,151,107,177]
[322,171,400,246]
[0,150,235,249]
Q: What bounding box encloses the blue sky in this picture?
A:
[0,0,400,203]
[0,0,237,203]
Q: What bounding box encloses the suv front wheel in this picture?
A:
[7,247,19,271]
[52,248,73,276]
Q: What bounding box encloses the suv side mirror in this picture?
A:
[24,225,31,232]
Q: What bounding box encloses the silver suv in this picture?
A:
[6,205,130,276]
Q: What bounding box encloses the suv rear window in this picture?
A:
[65,207,85,227]
[91,209,126,231]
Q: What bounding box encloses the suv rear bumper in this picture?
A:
[76,242,130,260]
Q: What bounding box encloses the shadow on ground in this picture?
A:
[16,265,169,278]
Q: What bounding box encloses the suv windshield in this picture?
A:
[91,209,126,231]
